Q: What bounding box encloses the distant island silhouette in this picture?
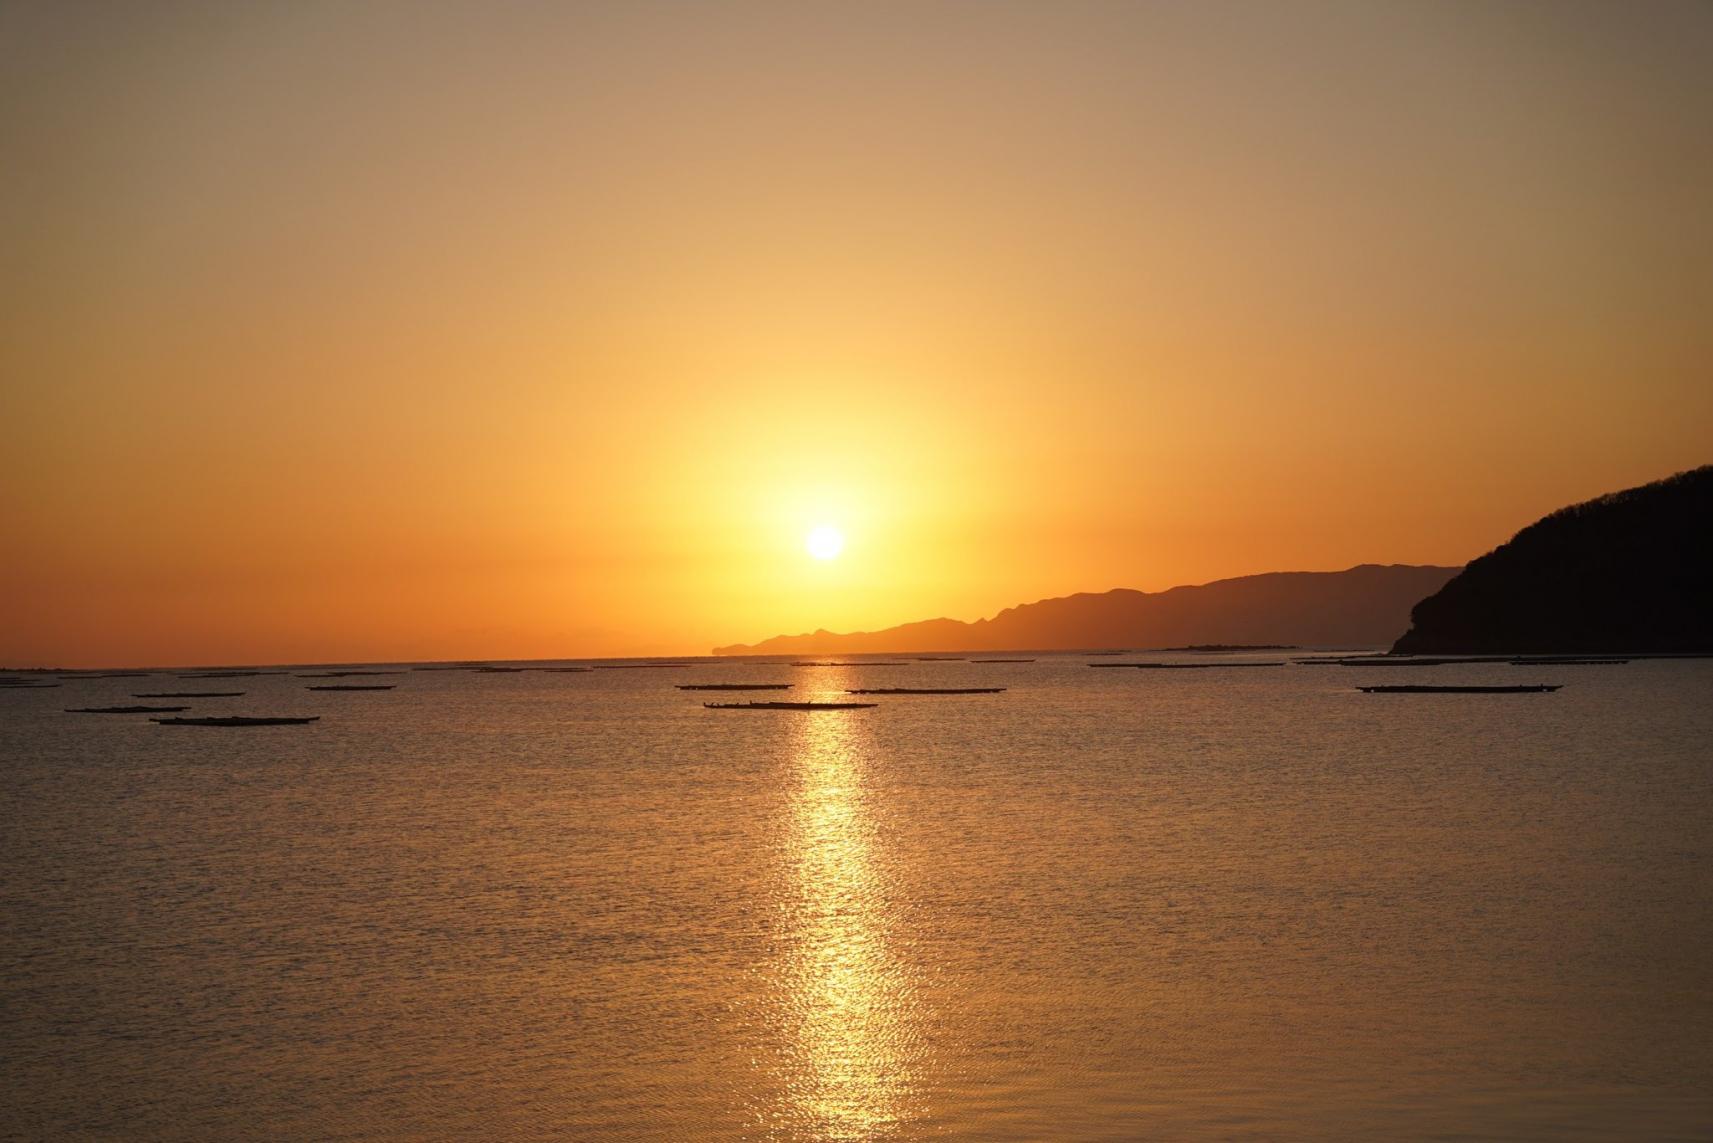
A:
[716,564,1460,656]
[1394,465,1712,654]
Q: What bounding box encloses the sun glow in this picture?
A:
[806,525,845,561]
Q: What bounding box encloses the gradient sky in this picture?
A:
[3,0,1710,665]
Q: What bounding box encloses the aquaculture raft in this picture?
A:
[152,716,321,726]
[67,705,190,714]
[704,701,878,710]
[845,687,1006,695]
[1357,685,1563,694]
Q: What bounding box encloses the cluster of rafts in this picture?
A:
[14,659,1019,723]
[7,650,1630,721]
[31,661,595,726]
[16,659,733,726]
[1082,651,1631,693]
[39,667,412,725]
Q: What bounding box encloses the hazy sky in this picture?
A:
[3,0,1710,664]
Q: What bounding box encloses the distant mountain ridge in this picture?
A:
[715,564,1460,655]
[1394,466,1713,654]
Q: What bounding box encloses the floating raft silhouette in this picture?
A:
[846,687,1006,695]
[1357,684,1563,694]
[134,691,245,698]
[152,716,321,726]
[678,683,793,691]
[791,661,912,667]
[67,705,190,714]
[1090,661,1284,669]
[594,663,691,669]
[704,701,877,710]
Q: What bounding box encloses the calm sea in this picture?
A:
[2,655,1710,1140]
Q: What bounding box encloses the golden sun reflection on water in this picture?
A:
[774,691,922,1140]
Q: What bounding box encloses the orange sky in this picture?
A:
[3,1,1711,666]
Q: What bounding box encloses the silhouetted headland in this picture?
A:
[1393,466,1713,654]
[719,565,1459,656]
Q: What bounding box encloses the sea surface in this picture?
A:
[2,654,1710,1141]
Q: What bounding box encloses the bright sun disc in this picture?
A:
[806,525,845,560]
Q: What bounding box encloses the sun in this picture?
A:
[806,524,845,560]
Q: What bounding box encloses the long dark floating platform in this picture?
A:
[594,663,692,669]
[67,705,191,714]
[704,701,878,710]
[792,661,914,667]
[846,687,1006,695]
[134,691,245,698]
[1358,685,1563,694]
[305,684,396,691]
[678,683,793,691]
[153,716,321,726]
[1090,662,1284,669]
